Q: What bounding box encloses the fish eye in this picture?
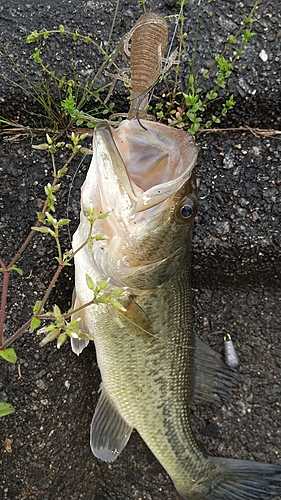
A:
[175,198,197,223]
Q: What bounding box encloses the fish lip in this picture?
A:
[94,121,138,203]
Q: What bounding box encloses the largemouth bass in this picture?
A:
[71,119,281,499]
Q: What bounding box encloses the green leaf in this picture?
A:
[57,332,67,348]
[30,316,41,332]
[58,218,70,226]
[188,122,201,134]
[26,30,40,44]
[187,111,196,122]
[79,147,92,155]
[39,329,59,346]
[32,143,49,151]
[212,115,221,124]
[0,348,17,363]
[94,233,105,240]
[111,301,126,312]
[97,212,108,220]
[217,79,226,89]
[86,274,95,290]
[183,93,198,105]
[31,47,43,64]
[53,304,62,318]
[99,280,109,291]
[9,265,23,275]
[0,402,15,418]
[242,28,256,42]
[46,134,53,145]
[46,211,55,224]
[112,288,125,296]
[31,226,55,235]
[206,91,218,100]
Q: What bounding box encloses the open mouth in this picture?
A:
[94,120,198,212]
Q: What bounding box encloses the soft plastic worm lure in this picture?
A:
[126,12,168,119]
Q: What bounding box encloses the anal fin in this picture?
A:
[90,388,133,462]
[191,337,237,405]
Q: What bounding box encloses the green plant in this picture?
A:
[146,0,260,133]
[0,4,122,135]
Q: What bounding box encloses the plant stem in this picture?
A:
[38,298,95,322]
[0,262,65,350]
[0,259,9,347]
[8,175,59,271]
[106,0,120,56]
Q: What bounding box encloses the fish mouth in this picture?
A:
[78,120,198,290]
[93,120,198,213]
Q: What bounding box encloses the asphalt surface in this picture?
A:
[0,1,280,499]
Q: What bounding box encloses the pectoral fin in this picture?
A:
[191,337,237,405]
[110,297,155,342]
[70,288,90,355]
[71,336,89,356]
[90,388,133,462]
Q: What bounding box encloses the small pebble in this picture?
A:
[259,49,268,62]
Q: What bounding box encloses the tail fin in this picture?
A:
[176,457,281,500]
[211,458,281,500]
